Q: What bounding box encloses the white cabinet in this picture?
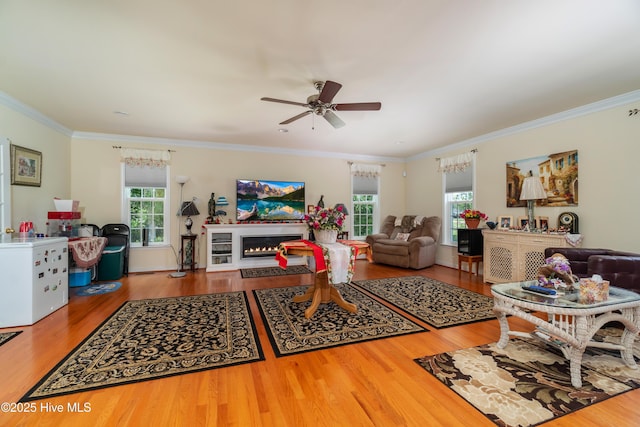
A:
[205,223,307,271]
[0,237,69,327]
[482,230,579,284]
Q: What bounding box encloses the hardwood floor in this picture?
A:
[1,262,638,426]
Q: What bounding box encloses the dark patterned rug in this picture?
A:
[0,331,21,347]
[20,292,264,402]
[253,283,427,357]
[415,328,640,427]
[240,265,312,278]
[353,276,496,328]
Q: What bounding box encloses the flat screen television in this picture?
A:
[236,179,306,222]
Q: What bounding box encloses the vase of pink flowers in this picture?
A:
[459,209,488,229]
[304,205,346,243]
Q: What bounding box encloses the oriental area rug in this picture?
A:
[253,283,427,357]
[20,292,264,402]
[0,331,21,347]
[353,276,496,328]
[415,328,640,427]
[240,265,312,278]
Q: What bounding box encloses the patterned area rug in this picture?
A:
[415,328,640,427]
[353,276,495,328]
[20,292,264,402]
[240,265,312,278]
[0,331,21,347]
[75,282,121,296]
[253,283,426,357]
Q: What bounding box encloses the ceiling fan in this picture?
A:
[261,80,381,129]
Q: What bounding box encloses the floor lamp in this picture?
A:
[170,175,190,278]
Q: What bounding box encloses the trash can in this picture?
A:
[97,245,126,281]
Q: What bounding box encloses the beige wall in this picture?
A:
[70,137,405,271]
[406,102,640,267]
[4,97,638,273]
[0,104,71,233]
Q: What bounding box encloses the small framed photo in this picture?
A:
[517,216,529,229]
[535,216,549,230]
[307,205,315,214]
[11,144,42,187]
[498,215,513,229]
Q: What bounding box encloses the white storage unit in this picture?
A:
[0,237,69,327]
[205,223,308,271]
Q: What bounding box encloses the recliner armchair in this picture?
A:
[366,215,441,269]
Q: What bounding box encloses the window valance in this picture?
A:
[120,148,171,168]
[437,152,474,173]
[350,163,382,178]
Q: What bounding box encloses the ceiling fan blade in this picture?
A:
[318,80,342,104]
[279,110,311,125]
[261,97,308,107]
[334,102,382,111]
[323,110,346,128]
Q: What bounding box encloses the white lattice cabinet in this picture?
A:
[482,230,578,284]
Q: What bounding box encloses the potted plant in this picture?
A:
[459,209,488,229]
[304,205,346,243]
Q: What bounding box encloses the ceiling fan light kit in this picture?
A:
[261,80,381,129]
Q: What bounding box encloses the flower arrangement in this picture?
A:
[537,253,577,290]
[459,209,488,221]
[304,205,346,231]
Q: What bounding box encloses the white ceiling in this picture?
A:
[1,1,639,159]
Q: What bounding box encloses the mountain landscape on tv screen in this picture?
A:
[236,180,305,221]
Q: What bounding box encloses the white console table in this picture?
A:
[204,223,308,271]
[482,230,580,284]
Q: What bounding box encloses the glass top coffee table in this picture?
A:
[491,281,640,388]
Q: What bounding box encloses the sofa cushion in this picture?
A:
[373,239,410,256]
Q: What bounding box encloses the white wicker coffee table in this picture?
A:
[491,281,640,388]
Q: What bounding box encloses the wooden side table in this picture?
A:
[181,234,198,271]
[458,254,483,276]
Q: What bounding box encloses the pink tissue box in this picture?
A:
[579,278,609,303]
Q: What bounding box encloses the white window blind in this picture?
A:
[124,164,167,187]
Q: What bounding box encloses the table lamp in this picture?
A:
[180,200,200,234]
[519,172,547,228]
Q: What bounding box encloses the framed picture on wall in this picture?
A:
[10,144,42,187]
[498,215,513,229]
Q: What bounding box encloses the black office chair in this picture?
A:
[100,223,130,276]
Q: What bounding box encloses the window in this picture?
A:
[441,153,475,246]
[445,191,473,245]
[352,194,377,238]
[350,163,381,240]
[123,162,170,246]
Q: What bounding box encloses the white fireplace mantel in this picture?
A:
[204,223,308,271]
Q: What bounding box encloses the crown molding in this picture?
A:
[408,89,640,162]
[72,131,405,164]
[0,91,73,136]
[3,88,639,163]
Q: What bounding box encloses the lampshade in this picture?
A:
[334,203,349,215]
[520,176,547,201]
[216,196,229,206]
[180,201,200,217]
[175,175,190,185]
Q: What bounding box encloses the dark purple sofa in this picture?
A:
[544,248,640,294]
